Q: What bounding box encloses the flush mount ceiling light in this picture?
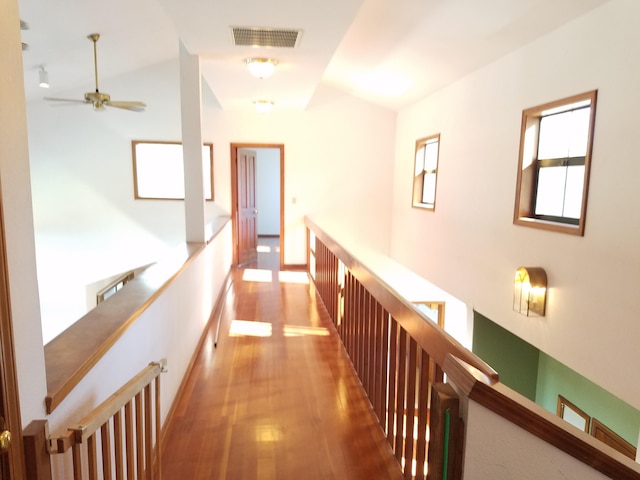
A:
[245,58,277,78]
[254,100,274,113]
[38,66,50,88]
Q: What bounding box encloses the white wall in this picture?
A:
[255,148,280,236]
[390,0,640,410]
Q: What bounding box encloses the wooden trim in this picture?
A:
[590,418,637,460]
[230,143,285,268]
[513,90,597,237]
[444,354,640,479]
[23,420,52,480]
[411,133,440,211]
[427,382,461,480]
[305,216,498,380]
[44,217,230,413]
[131,140,215,201]
[0,189,26,479]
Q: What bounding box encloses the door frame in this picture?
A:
[230,143,284,268]
[0,198,26,478]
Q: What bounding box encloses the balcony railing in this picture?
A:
[305,216,640,480]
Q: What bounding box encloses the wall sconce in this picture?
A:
[38,66,50,88]
[513,267,547,316]
[245,58,277,78]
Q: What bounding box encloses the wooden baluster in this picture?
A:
[113,410,124,480]
[404,338,418,480]
[135,392,144,479]
[371,301,382,421]
[125,400,135,479]
[87,433,98,480]
[101,422,113,480]
[394,328,407,466]
[415,350,430,480]
[155,374,162,480]
[145,383,153,480]
[386,318,398,444]
[362,289,371,394]
[380,309,390,431]
[71,442,83,480]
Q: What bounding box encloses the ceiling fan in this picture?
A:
[45,33,146,112]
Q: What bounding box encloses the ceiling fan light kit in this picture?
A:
[44,33,146,112]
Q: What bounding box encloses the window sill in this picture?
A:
[514,216,584,236]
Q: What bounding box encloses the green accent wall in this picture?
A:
[472,312,539,401]
[472,310,640,448]
[536,353,640,446]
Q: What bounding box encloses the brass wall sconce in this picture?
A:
[513,267,547,316]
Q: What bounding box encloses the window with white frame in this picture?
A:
[412,134,440,210]
[514,91,597,235]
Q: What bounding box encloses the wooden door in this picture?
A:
[0,197,25,479]
[237,148,258,266]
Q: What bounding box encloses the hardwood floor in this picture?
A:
[161,237,402,479]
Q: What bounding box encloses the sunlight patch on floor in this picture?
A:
[229,320,273,337]
[242,269,273,282]
[278,271,309,284]
[283,324,329,337]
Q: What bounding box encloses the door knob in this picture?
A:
[254,209,259,214]
[0,429,11,453]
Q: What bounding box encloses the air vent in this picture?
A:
[231,27,302,48]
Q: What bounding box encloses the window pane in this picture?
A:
[424,140,439,171]
[538,107,590,160]
[538,111,570,159]
[567,107,590,157]
[535,166,566,217]
[563,165,585,219]
[422,173,436,205]
[414,146,425,176]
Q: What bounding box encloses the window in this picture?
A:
[412,134,440,210]
[514,91,597,235]
[132,141,214,200]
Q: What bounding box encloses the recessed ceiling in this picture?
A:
[18,0,610,112]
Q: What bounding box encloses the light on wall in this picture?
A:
[38,66,49,88]
[513,267,547,316]
[245,58,277,78]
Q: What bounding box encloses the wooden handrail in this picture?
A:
[51,359,166,480]
[305,216,497,380]
[444,354,640,480]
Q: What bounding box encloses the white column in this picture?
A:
[179,41,206,243]
[0,0,48,422]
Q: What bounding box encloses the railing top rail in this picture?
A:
[444,354,640,480]
[305,216,498,381]
[52,359,166,451]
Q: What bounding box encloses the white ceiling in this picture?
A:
[18,0,609,113]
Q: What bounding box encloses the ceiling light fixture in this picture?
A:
[254,100,274,113]
[38,66,50,88]
[245,58,277,78]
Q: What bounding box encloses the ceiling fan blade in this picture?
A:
[44,97,89,105]
[106,100,146,112]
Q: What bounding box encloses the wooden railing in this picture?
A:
[306,218,497,479]
[49,359,166,480]
[306,217,640,480]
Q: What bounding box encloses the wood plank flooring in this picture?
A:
[161,237,403,479]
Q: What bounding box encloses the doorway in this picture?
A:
[230,143,284,268]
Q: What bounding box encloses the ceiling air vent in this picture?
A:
[231,27,302,48]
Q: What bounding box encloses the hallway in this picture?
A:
[161,237,403,479]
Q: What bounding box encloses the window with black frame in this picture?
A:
[412,134,440,210]
[514,91,597,236]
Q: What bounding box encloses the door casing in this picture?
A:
[230,143,284,268]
